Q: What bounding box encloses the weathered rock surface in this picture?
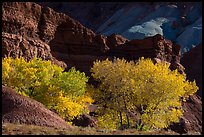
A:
[72,114,97,127]
[2,2,184,75]
[181,44,202,97]
[37,2,127,31]
[107,34,184,73]
[2,85,72,129]
[2,2,201,133]
[182,94,202,133]
[2,2,69,69]
[2,32,66,69]
[168,94,202,134]
[50,30,185,75]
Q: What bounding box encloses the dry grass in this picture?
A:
[2,122,201,135]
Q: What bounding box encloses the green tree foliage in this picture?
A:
[90,57,198,130]
[2,57,93,124]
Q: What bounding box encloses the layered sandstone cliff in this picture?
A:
[2,2,184,75]
[2,2,201,133]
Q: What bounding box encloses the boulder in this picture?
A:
[72,114,97,128]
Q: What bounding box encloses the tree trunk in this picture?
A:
[119,111,123,128]
[126,113,130,128]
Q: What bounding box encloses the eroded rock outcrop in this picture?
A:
[168,94,202,134]
[2,85,72,129]
[2,2,184,75]
[168,44,202,134]
[2,2,201,133]
[107,34,184,73]
[37,2,127,31]
[2,32,66,68]
[72,114,97,127]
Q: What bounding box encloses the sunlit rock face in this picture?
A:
[2,2,184,76]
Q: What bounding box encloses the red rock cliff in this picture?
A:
[2,2,184,75]
[2,2,201,133]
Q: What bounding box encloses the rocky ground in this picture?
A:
[2,123,201,135]
[2,86,72,129]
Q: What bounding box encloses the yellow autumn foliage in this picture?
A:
[2,56,93,124]
[90,57,198,130]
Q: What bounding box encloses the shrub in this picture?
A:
[90,57,198,130]
[2,56,93,123]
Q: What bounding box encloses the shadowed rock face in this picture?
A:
[37,2,127,31]
[2,85,72,129]
[181,44,202,97]
[2,2,201,133]
[72,114,97,127]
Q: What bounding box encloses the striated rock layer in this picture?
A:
[2,32,67,69]
[2,2,184,75]
[2,2,201,133]
[2,85,72,129]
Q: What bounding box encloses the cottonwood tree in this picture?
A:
[2,57,93,124]
[90,57,198,130]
